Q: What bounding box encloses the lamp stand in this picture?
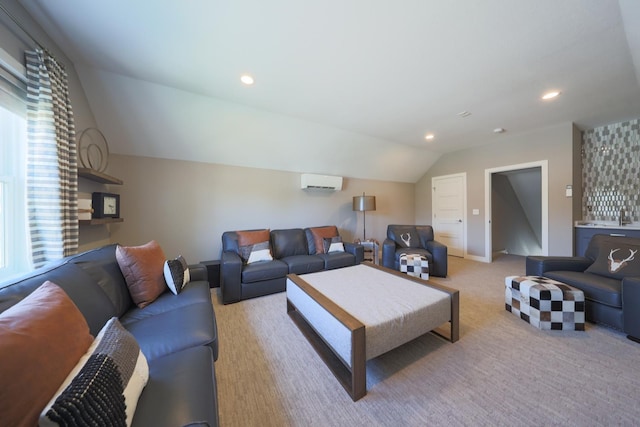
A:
[362,210,367,241]
[353,192,376,242]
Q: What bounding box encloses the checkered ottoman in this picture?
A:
[399,253,429,280]
[505,275,585,331]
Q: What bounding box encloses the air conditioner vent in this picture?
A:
[301,174,343,191]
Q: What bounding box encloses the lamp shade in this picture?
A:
[353,194,376,212]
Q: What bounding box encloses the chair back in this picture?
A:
[271,229,308,259]
[387,225,434,248]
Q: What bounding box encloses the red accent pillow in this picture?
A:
[116,240,167,308]
[0,281,93,427]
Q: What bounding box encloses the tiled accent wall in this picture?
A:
[582,119,640,222]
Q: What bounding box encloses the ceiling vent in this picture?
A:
[301,174,343,191]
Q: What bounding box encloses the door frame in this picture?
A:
[432,172,467,258]
[484,160,548,262]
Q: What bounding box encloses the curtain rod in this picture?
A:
[0,3,47,52]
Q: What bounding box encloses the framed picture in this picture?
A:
[92,192,120,218]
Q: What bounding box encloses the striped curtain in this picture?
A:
[25,49,78,268]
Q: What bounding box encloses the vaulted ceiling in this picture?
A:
[20,0,640,182]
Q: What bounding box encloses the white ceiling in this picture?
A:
[19,0,640,182]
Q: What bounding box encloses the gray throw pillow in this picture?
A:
[323,236,345,253]
[585,243,640,280]
[393,227,421,248]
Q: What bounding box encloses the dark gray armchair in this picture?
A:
[382,224,448,277]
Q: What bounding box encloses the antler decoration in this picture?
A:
[608,248,637,273]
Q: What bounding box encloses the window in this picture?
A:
[0,60,29,284]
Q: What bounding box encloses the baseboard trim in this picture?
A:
[464,254,489,263]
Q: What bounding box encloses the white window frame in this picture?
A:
[0,46,29,284]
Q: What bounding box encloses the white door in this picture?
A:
[432,174,466,257]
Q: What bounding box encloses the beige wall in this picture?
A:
[92,154,415,262]
[415,122,578,259]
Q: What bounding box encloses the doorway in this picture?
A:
[432,173,466,257]
[484,161,548,262]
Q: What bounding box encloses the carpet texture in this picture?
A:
[212,255,640,426]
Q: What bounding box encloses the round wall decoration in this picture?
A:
[78,127,110,173]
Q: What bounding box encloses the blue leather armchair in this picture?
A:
[382,224,448,277]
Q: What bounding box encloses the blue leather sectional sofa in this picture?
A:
[0,244,219,426]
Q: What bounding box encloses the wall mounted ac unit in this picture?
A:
[301,174,343,191]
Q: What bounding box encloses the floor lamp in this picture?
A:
[353,192,376,241]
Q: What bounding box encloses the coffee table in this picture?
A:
[286,263,459,400]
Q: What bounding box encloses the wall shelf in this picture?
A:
[79,217,124,226]
[78,168,123,185]
[78,169,124,225]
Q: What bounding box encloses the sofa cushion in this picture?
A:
[392,226,421,248]
[0,281,94,427]
[40,317,149,427]
[74,257,133,318]
[308,226,339,254]
[544,271,622,308]
[116,241,168,308]
[164,255,190,295]
[282,254,325,274]
[319,252,356,270]
[584,242,640,280]
[119,280,218,361]
[241,259,289,283]
[69,244,133,317]
[122,302,217,361]
[131,346,218,427]
[0,261,118,335]
[121,280,212,324]
[271,228,309,258]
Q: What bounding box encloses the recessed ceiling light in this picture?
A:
[542,91,560,100]
[240,74,254,85]
[425,133,435,140]
[457,111,472,118]
[493,128,506,134]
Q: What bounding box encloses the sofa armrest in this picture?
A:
[525,256,592,276]
[623,276,640,341]
[381,238,397,269]
[220,252,243,304]
[188,263,208,283]
[344,242,364,264]
[425,240,448,277]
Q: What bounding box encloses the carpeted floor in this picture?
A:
[211,255,640,426]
